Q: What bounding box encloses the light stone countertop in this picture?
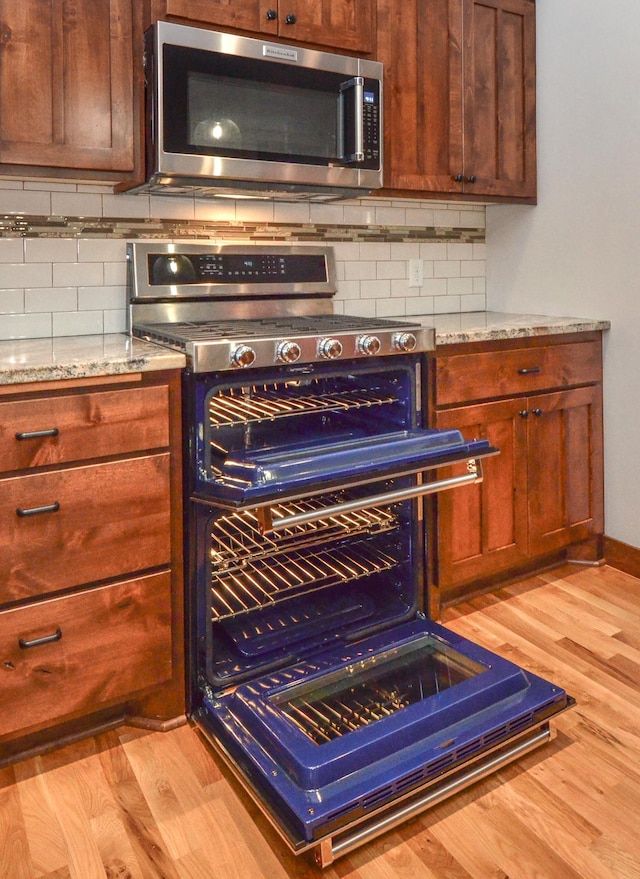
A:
[398,311,611,345]
[0,313,611,386]
[0,334,186,386]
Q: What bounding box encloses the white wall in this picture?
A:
[486,0,640,547]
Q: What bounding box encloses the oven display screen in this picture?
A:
[271,635,488,745]
[147,252,328,285]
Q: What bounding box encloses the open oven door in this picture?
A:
[194,616,572,867]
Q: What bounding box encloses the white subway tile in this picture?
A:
[343,204,377,226]
[473,243,487,259]
[102,192,151,218]
[0,313,52,340]
[360,279,391,299]
[461,260,486,277]
[376,298,405,317]
[473,277,487,295]
[52,310,103,336]
[25,238,78,263]
[375,206,406,226]
[422,279,448,297]
[447,243,474,260]
[376,260,405,280]
[235,200,275,223]
[405,297,435,315]
[332,242,361,262]
[51,192,103,217]
[405,207,435,227]
[103,310,127,333]
[0,239,24,262]
[345,299,376,318]
[389,243,420,260]
[194,198,237,221]
[446,277,474,296]
[434,261,461,278]
[434,295,461,313]
[1,263,52,288]
[149,195,195,220]
[419,243,448,260]
[53,262,103,287]
[344,261,376,281]
[0,189,51,215]
[309,203,345,225]
[25,287,78,313]
[460,293,487,312]
[360,242,391,261]
[78,285,126,310]
[334,280,361,300]
[0,289,25,314]
[78,238,127,262]
[274,201,310,224]
[389,277,411,297]
[104,262,128,285]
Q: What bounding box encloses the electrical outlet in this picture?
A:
[408,259,423,288]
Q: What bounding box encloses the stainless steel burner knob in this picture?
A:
[276,340,301,364]
[231,344,256,368]
[393,331,417,352]
[318,337,343,359]
[357,334,381,356]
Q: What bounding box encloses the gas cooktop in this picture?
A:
[128,243,435,372]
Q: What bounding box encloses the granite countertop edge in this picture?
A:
[0,334,186,387]
[0,313,611,385]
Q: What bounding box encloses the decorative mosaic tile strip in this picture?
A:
[0,215,485,243]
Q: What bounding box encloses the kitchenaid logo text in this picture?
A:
[263,45,298,62]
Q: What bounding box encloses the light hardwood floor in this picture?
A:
[1,563,639,878]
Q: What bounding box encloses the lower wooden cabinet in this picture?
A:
[0,370,185,761]
[430,333,604,607]
[0,572,173,740]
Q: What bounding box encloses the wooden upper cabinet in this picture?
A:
[377,0,536,200]
[0,0,134,173]
[160,0,375,54]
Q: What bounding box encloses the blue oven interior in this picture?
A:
[185,355,570,855]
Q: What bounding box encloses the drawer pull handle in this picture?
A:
[15,428,59,440]
[19,628,62,649]
[518,367,541,375]
[532,408,543,416]
[519,409,529,418]
[16,501,60,517]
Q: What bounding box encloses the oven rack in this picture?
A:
[209,384,399,428]
[210,537,403,620]
[209,498,397,568]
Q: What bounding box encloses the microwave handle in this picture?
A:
[339,76,365,164]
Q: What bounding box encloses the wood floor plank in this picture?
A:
[1,564,640,877]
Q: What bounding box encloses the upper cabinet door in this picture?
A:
[278,0,374,54]
[0,0,134,173]
[462,0,536,198]
[377,0,536,201]
[163,0,276,36]
[161,0,374,54]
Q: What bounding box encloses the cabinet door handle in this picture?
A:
[467,175,477,184]
[15,428,59,440]
[285,12,296,24]
[519,409,529,418]
[453,174,464,183]
[265,8,277,19]
[518,367,541,375]
[532,408,543,416]
[16,501,60,517]
[19,628,62,649]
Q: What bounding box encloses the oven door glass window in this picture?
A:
[271,635,487,745]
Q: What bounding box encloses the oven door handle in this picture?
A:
[259,458,483,533]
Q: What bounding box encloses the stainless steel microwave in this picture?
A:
[136,21,384,200]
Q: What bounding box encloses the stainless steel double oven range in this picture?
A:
[129,243,572,867]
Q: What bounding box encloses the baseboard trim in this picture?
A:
[604,536,640,579]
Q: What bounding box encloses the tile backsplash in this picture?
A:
[0,181,486,340]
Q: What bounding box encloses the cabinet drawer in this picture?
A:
[0,454,171,605]
[0,572,172,739]
[0,385,169,473]
[435,339,602,405]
